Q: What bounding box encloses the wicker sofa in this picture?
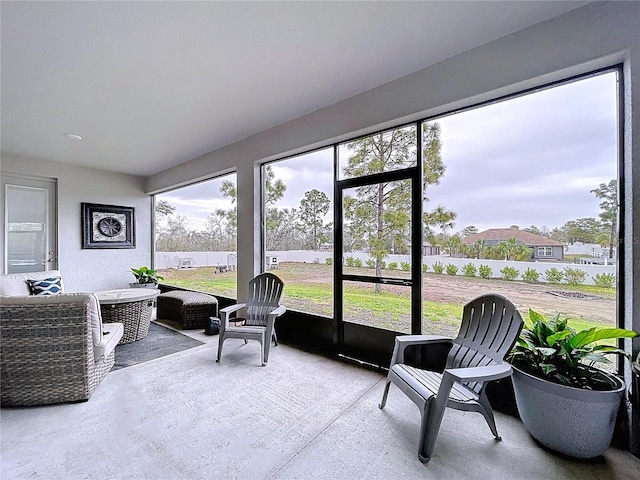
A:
[0,270,123,406]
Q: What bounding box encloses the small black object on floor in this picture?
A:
[113,322,204,370]
[204,317,220,335]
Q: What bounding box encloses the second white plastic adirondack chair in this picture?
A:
[379,293,524,463]
[216,273,286,366]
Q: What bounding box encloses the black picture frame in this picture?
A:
[81,203,135,249]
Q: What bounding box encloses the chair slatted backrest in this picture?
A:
[446,294,523,393]
[244,273,284,327]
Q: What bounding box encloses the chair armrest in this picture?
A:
[396,335,452,347]
[390,335,453,366]
[219,303,247,329]
[443,363,513,383]
[433,363,513,414]
[264,305,286,345]
[268,305,286,319]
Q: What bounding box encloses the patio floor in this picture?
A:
[2,321,639,480]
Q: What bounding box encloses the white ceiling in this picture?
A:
[1,1,588,177]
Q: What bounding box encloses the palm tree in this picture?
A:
[498,238,531,261]
[444,234,464,257]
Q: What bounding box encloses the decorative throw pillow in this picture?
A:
[26,277,63,296]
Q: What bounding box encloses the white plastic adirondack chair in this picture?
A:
[379,293,523,463]
[216,273,285,366]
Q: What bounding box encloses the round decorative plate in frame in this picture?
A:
[97,216,123,237]
[92,212,127,242]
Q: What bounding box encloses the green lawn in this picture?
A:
[159,263,612,334]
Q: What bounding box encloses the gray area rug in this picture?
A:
[113,322,204,370]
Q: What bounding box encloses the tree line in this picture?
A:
[155,122,617,263]
[155,166,333,253]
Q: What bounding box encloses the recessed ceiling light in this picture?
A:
[63,133,82,140]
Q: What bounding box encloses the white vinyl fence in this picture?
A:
[155,250,616,286]
[155,251,237,270]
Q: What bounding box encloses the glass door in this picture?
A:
[334,125,423,351]
[340,180,416,333]
[1,174,57,274]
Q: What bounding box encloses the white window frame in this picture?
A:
[537,246,553,257]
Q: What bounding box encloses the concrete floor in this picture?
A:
[2,322,639,480]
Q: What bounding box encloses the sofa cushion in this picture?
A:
[64,292,103,346]
[26,277,63,295]
[95,322,124,360]
[0,270,64,296]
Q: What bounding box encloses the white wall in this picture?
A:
[155,251,237,270]
[419,256,615,285]
[0,153,152,291]
[158,250,617,286]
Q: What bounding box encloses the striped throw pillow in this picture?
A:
[26,277,63,296]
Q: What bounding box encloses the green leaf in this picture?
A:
[515,338,529,349]
[569,327,638,348]
[528,309,545,324]
[547,330,572,347]
[553,316,568,332]
[581,352,612,364]
[519,331,538,350]
[589,346,631,360]
[548,313,562,330]
[540,363,557,375]
[535,347,556,357]
[560,343,578,367]
[591,345,628,354]
[533,321,553,346]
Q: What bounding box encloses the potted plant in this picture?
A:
[130,266,164,288]
[508,309,638,458]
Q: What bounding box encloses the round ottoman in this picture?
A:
[157,291,218,329]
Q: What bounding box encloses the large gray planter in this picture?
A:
[512,365,625,458]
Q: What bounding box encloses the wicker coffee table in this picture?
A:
[96,288,160,344]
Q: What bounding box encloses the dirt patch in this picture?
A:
[420,274,615,326]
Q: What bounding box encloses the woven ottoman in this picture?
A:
[157,291,218,329]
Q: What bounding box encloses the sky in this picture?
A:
[157,71,618,234]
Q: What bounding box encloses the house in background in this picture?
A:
[407,242,441,256]
[462,228,565,261]
[422,242,441,256]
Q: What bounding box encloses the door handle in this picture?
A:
[380,278,412,286]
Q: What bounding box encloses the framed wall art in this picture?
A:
[81,203,135,249]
